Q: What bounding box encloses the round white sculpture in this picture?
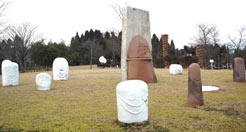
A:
[52,57,69,80]
[202,86,220,92]
[99,56,107,64]
[116,80,148,123]
[1,60,19,86]
[169,64,183,75]
[36,73,52,91]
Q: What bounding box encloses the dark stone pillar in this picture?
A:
[187,63,204,106]
[233,57,245,82]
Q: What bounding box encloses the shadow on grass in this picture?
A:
[114,120,169,132]
[0,125,48,132]
[0,125,24,132]
[204,107,240,117]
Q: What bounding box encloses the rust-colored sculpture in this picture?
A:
[187,63,204,106]
[233,57,245,82]
[127,35,155,83]
[196,44,203,68]
[161,34,168,67]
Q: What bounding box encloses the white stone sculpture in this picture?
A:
[169,64,183,75]
[99,56,107,64]
[1,60,19,86]
[36,73,52,91]
[116,80,148,123]
[52,57,69,80]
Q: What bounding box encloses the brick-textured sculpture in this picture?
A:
[233,57,245,82]
[121,6,157,83]
[161,34,168,67]
[187,63,204,106]
[196,44,203,68]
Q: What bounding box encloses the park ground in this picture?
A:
[0,66,246,132]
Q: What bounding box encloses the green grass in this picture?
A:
[0,66,246,132]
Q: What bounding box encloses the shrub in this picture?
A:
[178,56,198,68]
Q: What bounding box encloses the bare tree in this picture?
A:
[8,23,41,69]
[0,0,9,36]
[110,2,125,23]
[192,23,219,45]
[191,23,220,68]
[228,26,246,49]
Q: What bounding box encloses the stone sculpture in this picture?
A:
[162,34,168,67]
[196,44,203,68]
[121,6,157,83]
[1,60,19,86]
[116,80,148,123]
[233,57,245,82]
[36,73,52,91]
[99,56,107,64]
[187,63,204,106]
[169,64,183,75]
[53,57,69,80]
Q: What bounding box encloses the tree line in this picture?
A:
[1,27,245,71]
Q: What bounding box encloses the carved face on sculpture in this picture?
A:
[116,80,148,123]
[36,73,52,90]
[53,58,69,80]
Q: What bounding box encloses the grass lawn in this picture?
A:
[0,65,246,132]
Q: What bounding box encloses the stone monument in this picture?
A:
[53,57,69,81]
[1,60,19,86]
[116,80,148,123]
[121,6,157,83]
[233,57,245,82]
[187,63,204,106]
[36,73,52,91]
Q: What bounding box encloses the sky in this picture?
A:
[5,0,246,48]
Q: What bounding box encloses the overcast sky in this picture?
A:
[5,0,246,48]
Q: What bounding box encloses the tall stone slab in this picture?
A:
[187,63,204,106]
[121,6,157,83]
[233,57,245,82]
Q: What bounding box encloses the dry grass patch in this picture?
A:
[0,66,245,131]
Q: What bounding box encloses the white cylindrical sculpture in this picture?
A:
[1,60,19,86]
[36,73,52,91]
[169,64,183,75]
[52,57,69,80]
[116,80,148,123]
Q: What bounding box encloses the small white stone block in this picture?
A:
[52,57,69,80]
[36,73,52,91]
[116,80,148,123]
[169,64,183,75]
[1,60,19,86]
[202,86,219,92]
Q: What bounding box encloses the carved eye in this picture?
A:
[127,93,136,101]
